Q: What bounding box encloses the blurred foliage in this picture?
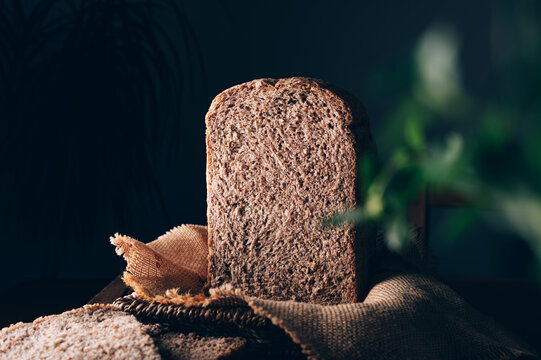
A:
[341,1,541,278]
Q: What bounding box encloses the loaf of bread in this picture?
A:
[206,77,375,304]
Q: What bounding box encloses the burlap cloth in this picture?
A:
[110,225,539,360]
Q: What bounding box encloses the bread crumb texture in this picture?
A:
[0,304,160,360]
[144,323,246,360]
[206,77,374,304]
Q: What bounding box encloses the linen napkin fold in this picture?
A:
[110,225,539,360]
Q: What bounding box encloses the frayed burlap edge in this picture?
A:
[125,284,249,308]
[110,232,205,297]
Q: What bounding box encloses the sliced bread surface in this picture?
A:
[144,324,246,360]
[0,304,160,360]
[206,77,375,304]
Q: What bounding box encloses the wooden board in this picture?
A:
[87,275,129,304]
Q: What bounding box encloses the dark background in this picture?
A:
[0,0,537,329]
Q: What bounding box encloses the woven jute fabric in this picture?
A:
[111,224,208,297]
[111,225,539,360]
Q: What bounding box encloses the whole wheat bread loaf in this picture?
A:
[206,77,375,304]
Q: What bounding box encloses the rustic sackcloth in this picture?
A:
[110,224,539,360]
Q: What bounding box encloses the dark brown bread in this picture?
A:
[144,324,246,360]
[0,304,161,360]
[206,77,376,304]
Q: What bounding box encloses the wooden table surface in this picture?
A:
[87,275,131,304]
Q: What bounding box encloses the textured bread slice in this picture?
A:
[0,304,248,360]
[0,304,160,360]
[144,324,246,360]
[206,77,376,304]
